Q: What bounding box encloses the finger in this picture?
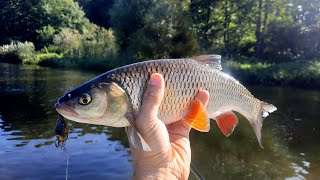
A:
[196,90,209,106]
[139,73,165,122]
[167,120,192,140]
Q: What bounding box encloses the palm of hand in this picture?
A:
[131,118,192,179]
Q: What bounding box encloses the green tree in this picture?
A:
[261,0,320,61]
[190,0,257,56]
[0,0,93,48]
[76,0,115,28]
[0,0,46,44]
[110,0,198,61]
[37,0,93,47]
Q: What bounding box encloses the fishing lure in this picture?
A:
[55,114,69,147]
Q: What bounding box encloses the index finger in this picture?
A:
[196,90,210,106]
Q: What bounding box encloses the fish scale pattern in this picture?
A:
[104,58,261,125]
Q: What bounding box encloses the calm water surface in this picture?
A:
[0,63,319,180]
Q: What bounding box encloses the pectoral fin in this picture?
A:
[125,113,151,151]
[126,126,151,151]
[215,111,238,137]
[185,98,210,132]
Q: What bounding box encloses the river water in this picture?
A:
[0,63,319,180]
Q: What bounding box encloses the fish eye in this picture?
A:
[79,93,92,105]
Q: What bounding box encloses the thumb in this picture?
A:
[135,73,169,148]
[138,73,165,123]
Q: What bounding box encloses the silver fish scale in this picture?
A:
[104,59,261,124]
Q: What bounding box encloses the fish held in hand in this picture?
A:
[55,54,276,150]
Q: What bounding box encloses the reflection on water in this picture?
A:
[0,64,131,180]
[0,63,319,179]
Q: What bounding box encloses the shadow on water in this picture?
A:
[0,63,319,179]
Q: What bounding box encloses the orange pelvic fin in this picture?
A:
[215,111,238,137]
[185,98,210,132]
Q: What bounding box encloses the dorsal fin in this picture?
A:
[192,54,222,70]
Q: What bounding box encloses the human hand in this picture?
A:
[128,73,209,179]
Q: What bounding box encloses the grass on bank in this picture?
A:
[36,53,120,71]
[224,60,320,88]
[1,42,319,88]
[0,41,119,71]
[36,53,320,88]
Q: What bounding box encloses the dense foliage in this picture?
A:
[109,0,198,61]
[0,41,37,64]
[0,0,319,68]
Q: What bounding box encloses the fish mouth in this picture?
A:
[55,101,106,124]
[55,102,80,120]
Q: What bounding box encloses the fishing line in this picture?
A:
[55,114,70,180]
[61,145,69,180]
[55,139,69,180]
[190,162,204,180]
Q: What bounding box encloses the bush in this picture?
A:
[0,41,38,64]
[53,28,83,55]
[79,27,118,60]
[46,27,119,70]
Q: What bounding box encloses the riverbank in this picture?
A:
[31,56,320,89]
[224,60,320,88]
[0,53,319,89]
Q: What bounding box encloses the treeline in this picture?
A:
[0,0,319,68]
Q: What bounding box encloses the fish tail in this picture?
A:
[250,101,277,148]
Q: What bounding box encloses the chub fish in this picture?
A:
[55,55,276,150]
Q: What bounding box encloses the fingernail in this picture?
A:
[149,73,160,86]
[147,74,162,97]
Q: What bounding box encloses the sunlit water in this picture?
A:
[0,63,319,180]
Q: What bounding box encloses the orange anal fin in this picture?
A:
[215,111,238,137]
[185,99,210,132]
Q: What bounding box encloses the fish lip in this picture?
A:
[55,103,80,118]
[55,102,105,124]
[54,98,63,108]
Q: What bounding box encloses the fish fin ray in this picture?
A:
[126,126,151,151]
[261,101,277,118]
[250,101,277,149]
[126,113,151,151]
[215,111,238,137]
[192,54,222,70]
[249,119,263,149]
[185,98,210,132]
